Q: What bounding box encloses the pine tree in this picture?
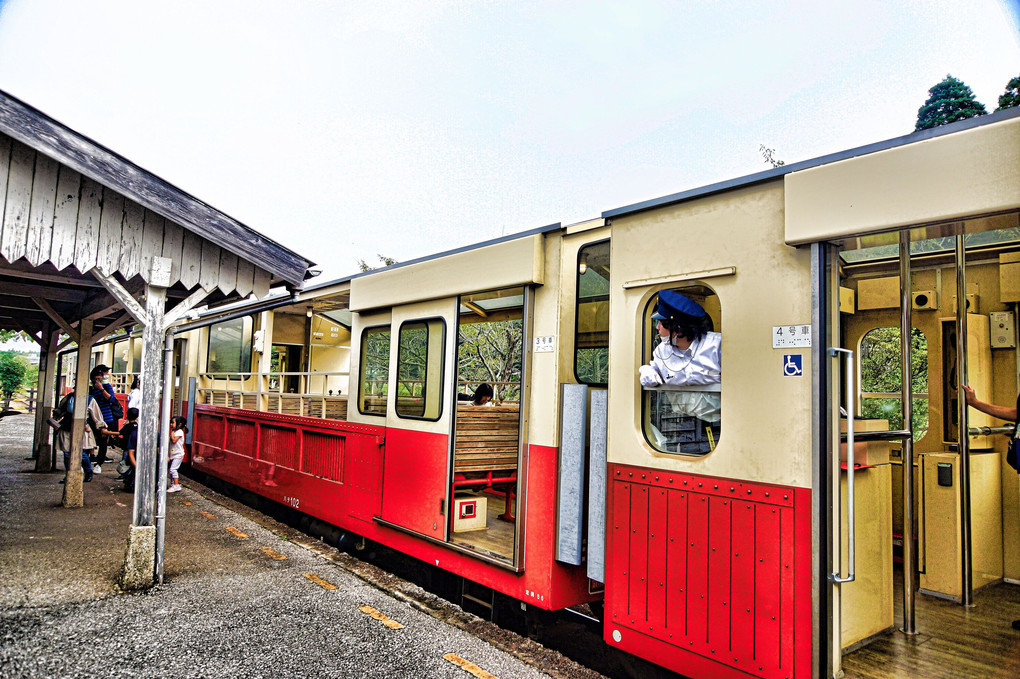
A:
[915,74,987,131]
[996,75,1020,112]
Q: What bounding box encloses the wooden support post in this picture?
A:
[62,319,93,508]
[33,324,60,472]
[132,284,166,527]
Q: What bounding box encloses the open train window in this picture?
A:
[358,325,390,416]
[395,318,445,420]
[574,239,610,385]
[640,286,721,456]
[206,315,253,377]
[860,326,929,442]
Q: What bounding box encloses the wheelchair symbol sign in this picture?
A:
[783,354,803,377]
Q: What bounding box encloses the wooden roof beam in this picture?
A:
[90,267,146,326]
[31,297,79,343]
[0,281,83,302]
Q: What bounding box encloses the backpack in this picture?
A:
[106,389,124,420]
[56,394,74,431]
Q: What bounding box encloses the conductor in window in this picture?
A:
[639,290,721,453]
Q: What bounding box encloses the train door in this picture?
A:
[449,286,528,567]
[823,215,1020,677]
[172,337,188,416]
[376,299,457,542]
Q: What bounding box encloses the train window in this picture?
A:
[358,326,391,416]
[640,286,721,456]
[395,319,446,420]
[112,339,130,374]
[206,316,254,376]
[574,240,610,385]
[860,326,929,441]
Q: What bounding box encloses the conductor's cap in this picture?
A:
[651,290,706,322]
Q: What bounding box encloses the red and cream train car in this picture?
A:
[132,108,1020,678]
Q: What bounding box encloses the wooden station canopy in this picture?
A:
[0,88,314,341]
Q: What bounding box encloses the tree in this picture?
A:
[915,74,987,131]
[759,144,785,168]
[357,255,398,272]
[996,74,1020,112]
[0,351,28,410]
[458,319,523,403]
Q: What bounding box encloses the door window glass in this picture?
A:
[396,319,445,420]
[575,240,610,385]
[358,326,390,415]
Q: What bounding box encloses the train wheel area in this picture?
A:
[0,415,597,679]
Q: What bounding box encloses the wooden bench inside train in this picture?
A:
[454,404,520,475]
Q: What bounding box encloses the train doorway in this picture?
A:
[822,214,1020,677]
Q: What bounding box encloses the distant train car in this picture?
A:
[82,108,1020,678]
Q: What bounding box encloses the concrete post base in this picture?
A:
[61,471,83,507]
[120,524,157,590]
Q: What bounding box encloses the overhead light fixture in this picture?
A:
[579,253,588,275]
[306,307,314,317]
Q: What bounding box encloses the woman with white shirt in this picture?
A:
[127,377,141,411]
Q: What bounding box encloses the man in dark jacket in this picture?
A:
[88,364,120,472]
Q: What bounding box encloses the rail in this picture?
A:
[196,371,350,420]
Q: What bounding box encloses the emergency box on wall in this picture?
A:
[453,496,487,532]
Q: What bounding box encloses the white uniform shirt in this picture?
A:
[127,388,142,411]
[170,429,186,459]
[649,331,721,422]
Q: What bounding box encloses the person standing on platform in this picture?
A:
[127,376,142,411]
[961,383,1019,631]
[167,416,188,493]
[88,365,122,473]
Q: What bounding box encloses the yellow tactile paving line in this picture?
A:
[225,526,249,539]
[358,605,405,629]
[198,511,217,520]
[443,653,499,679]
[303,573,338,590]
[260,547,287,561]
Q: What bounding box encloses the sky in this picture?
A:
[0,0,1018,350]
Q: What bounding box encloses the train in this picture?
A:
[75,107,1020,678]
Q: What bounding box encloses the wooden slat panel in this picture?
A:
[217,249,238,294]
[95,189,123,275]
[118,200,144,279]
[50,166,81,270]
[646,486,669,635]
[25,152,58,266]
[0,136,11,252]
[1,140,34,263]
[627,483,649,629]
[74,177,102,272]
[235,258,254,297]
[665,489,688,637]
[754,503,782,673]
[253,266,270,298]
[199,238,220,291]
[139,209,164,281]
[179,228,201,289]
[730,501,757,669]
[609,482,632,625]
[687,494,710,653]
[707,495,732,653]
[161,219,184,283]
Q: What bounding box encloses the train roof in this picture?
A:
[603,105,1020,221]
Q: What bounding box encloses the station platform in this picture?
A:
[0,414,602,679]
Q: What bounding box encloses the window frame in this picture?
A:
[394,317,446,422]
[639,285,722,457]
[205,315,254,378]
[357,324,392,417]
[859,325,930,442]
[573,238,611,387]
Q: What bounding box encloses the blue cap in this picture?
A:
[651,290,706,322]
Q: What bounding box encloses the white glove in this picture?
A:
[639,364,663,387]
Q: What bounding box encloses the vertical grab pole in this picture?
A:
[829,347,856,584]
[899,230,918,634]
[956,235,974,606]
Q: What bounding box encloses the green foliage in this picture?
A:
[357,255,398,272]
[0,329,23,343]
[458,319,523,403]
[759,144,785,168]
[0,351,28,403]
[915,74,987,131]
[860,327,929,439]
[996,74,1020,112]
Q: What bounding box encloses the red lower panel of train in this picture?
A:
[604,463,811,679]
[190,404,594,611]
